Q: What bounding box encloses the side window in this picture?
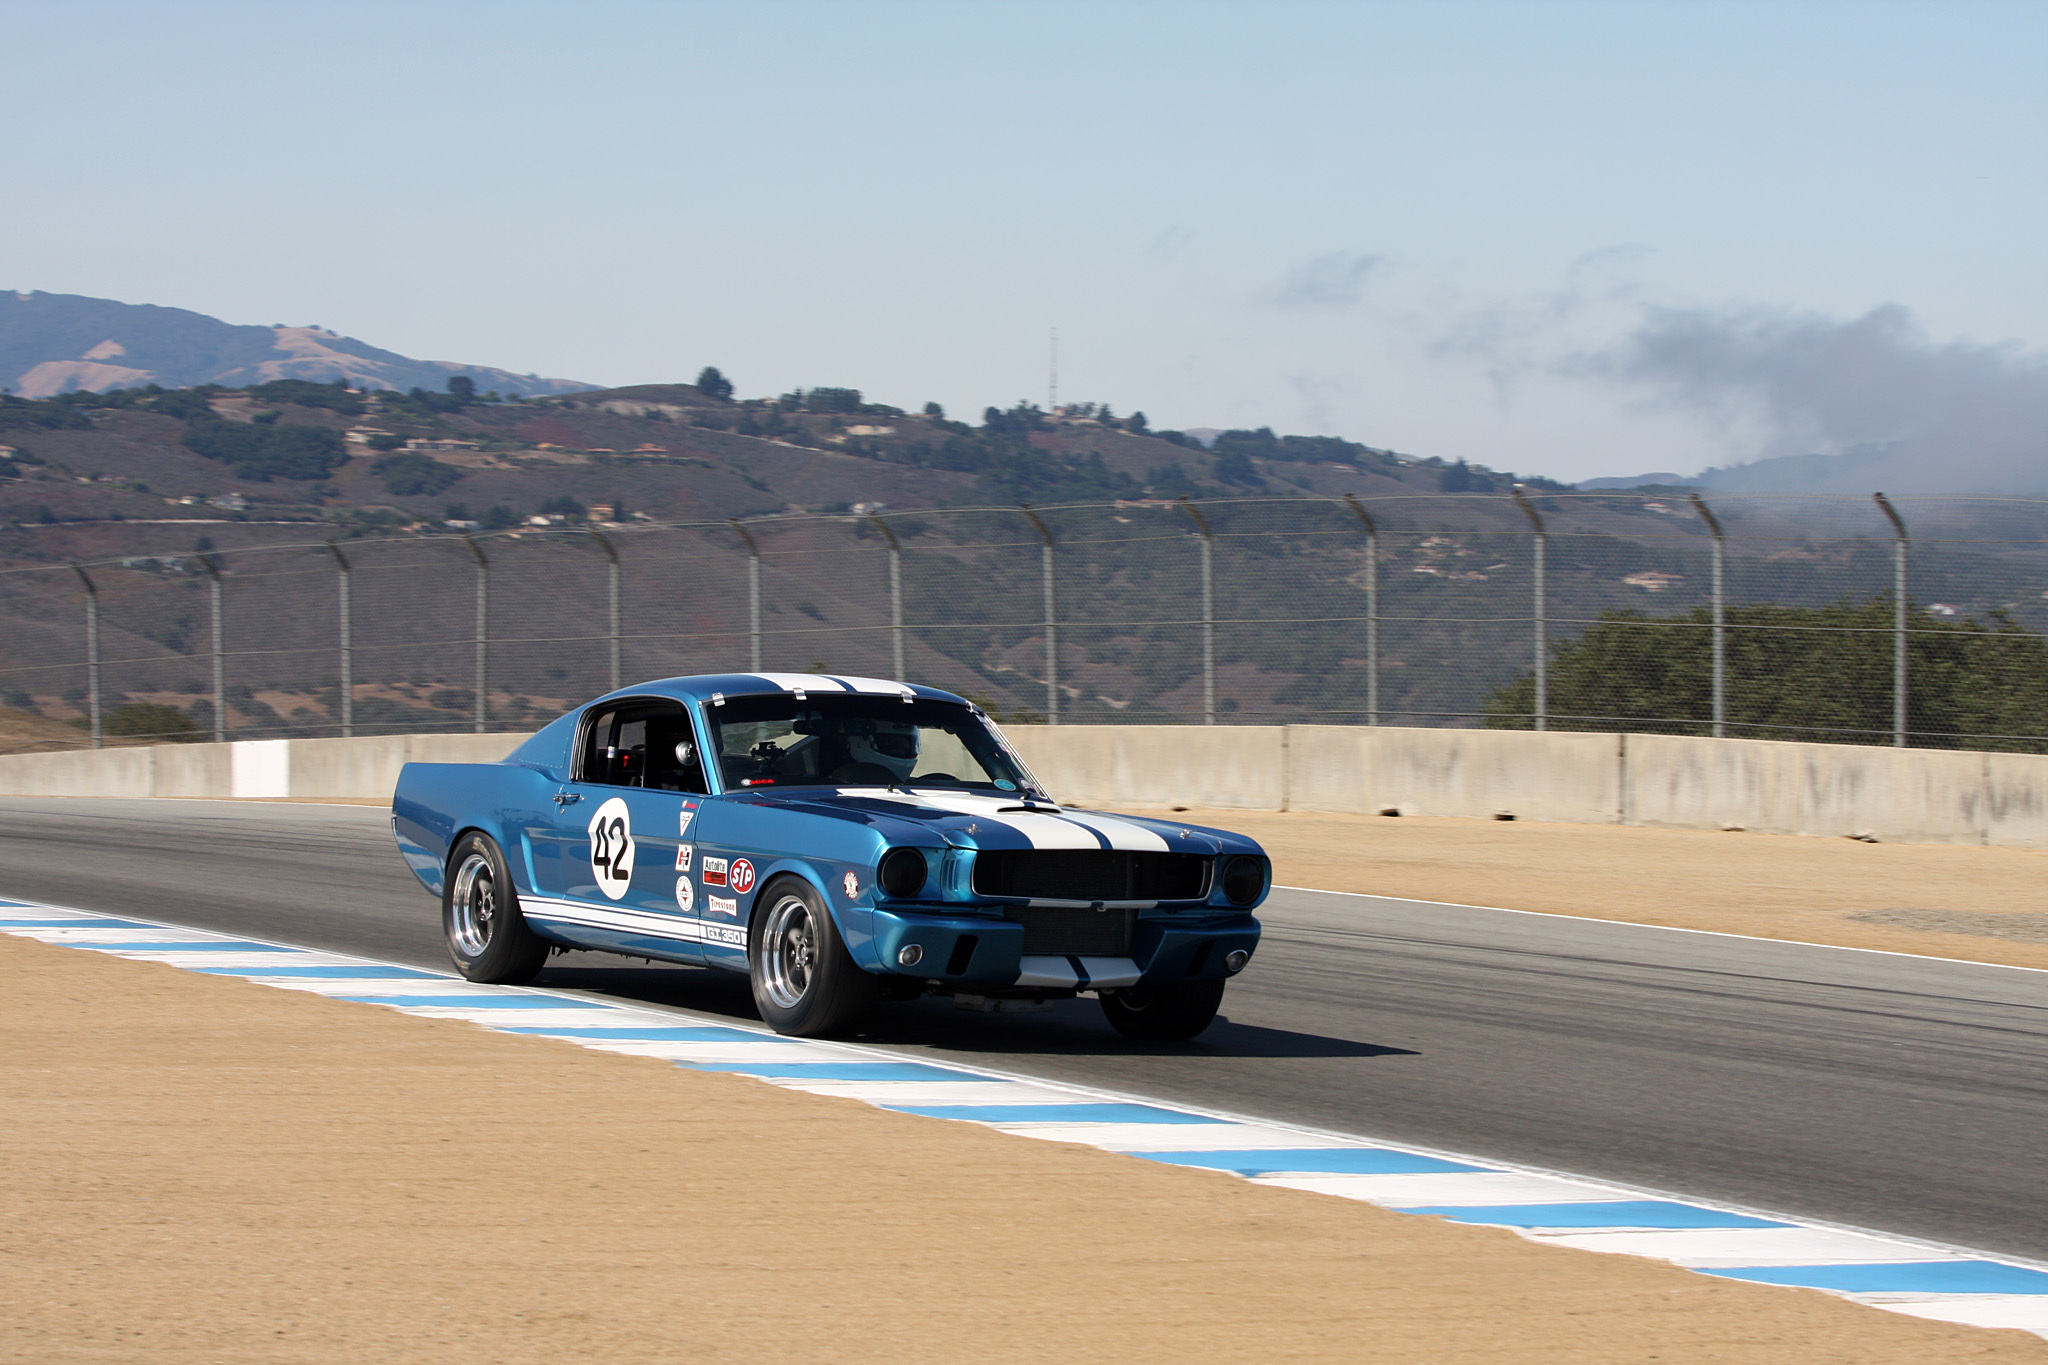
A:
[577,701,710,794]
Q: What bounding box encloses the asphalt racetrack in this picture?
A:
[7,796,2044,1263]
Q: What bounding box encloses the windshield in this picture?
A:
[704,695,1038,793]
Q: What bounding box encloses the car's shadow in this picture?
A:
[534,957,1416,1062]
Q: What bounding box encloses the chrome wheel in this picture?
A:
[449,851,497,957]
[759,892,818,1010]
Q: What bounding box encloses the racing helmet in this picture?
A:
[847,719,919,780]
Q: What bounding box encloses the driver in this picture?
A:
[843,720,919,782]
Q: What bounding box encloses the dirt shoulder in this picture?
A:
[1132,807,2048,971]
[5,933,2040,1364]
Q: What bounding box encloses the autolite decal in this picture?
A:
[702,856,729,887]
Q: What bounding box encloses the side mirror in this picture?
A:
[675,740,695,766]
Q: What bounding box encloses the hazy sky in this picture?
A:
[6,0,2043,481]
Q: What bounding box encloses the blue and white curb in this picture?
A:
[8,895,2048,1341]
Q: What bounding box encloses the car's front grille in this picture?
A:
[1006,904,1136,957]
[971,850,1209,903]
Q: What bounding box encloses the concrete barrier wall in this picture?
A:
[1007,725,1287,812]
[0,725,2042,850]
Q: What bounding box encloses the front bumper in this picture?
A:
[865,906,1261,991]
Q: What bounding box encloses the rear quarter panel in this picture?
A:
[391,761,559,900]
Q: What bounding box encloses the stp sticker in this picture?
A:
[707,895,738,917]
[586,797,634,901]
[842,870,859,899]
[674,877,694,913]
[701,856,729,887]
[678,801,697,836]
[674,843,693,872]
[728,858,756,895]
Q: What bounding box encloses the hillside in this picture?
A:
[0,373,2042,744]
[0,291,592,399]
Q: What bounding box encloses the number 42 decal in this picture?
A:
[587,796,635,901]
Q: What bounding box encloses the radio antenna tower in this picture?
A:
[1048,327,1058,413]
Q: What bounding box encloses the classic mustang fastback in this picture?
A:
[391,673,1267,1038]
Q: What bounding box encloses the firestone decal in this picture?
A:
[729,858,756,895]
[707,895,738,917]
[586,797,634,901]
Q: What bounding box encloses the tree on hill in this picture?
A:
[371,452,465,497]
[181,418,348,481]
[447,376,477,402]
[696,366,734,401]
[245,379,363,414]
[1481,596,2048,751]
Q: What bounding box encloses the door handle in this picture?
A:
[553,790,581,808]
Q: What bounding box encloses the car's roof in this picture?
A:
[584,673,973,709]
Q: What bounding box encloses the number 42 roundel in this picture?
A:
[586,796,635,901]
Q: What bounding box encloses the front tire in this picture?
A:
[749,877,875,1037]
[1100,980,1226,1041]
[443,832,549,984]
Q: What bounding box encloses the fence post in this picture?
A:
[1687,493,1726,738]
[1179,497,1217,725]
[1874,492,1909,747]
[1020,505,1058,724]
[869,512,905,681]
[463,536,489,733]
[69,565,102,748]
[1510,487,1547,731]
[730,520,762,672]
[1342,495,1379,725]
[197,552,225,743]
[323,543,353,738]
[585,529,621,692]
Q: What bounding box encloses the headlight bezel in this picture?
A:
[1219,854,1265,907]
[877,846,930,899]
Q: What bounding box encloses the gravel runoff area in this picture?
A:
[7,932,2046,1365]
[1123,808,2048,973]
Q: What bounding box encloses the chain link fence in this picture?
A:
[5,492,2046,754]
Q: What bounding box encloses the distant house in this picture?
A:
[1622,571,1685,592]
[210,492,247,511]
[405,438,480,453]
[588,503,618,522]
[443,518,481,530]
[632,443,669,453]
[844,425,894,437]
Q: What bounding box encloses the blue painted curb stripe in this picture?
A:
[1404,1201,1791,1230]
[1136,1148,1487,1175]
[327,993,612,1009]
[885,1103,1217,1124]
[500,1025,772,1043]
[1709,1261,2048,1294]
[679,1061,1000,1082]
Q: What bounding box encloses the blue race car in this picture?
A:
[391,673,1267,1039]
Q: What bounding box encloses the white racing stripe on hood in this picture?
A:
[833,789,1171,852]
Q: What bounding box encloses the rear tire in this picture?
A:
[749,876,875,1037]
[443,832,549,985]
[1100,980,1226,1041]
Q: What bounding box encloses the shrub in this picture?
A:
[371,452,465,496]
[104,702,203,742]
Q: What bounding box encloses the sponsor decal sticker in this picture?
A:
[842,870,859,899]
[701,856,729,887]
[702,921,746,947]
[678,801,697,836]
[707,895,738,917]
[586,797,634,901]
[674,877,694,913]
[728,858,756,895]
[674,843,693,872]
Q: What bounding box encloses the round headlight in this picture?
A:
[1220,855,1265,906]
[877,847,928,898]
